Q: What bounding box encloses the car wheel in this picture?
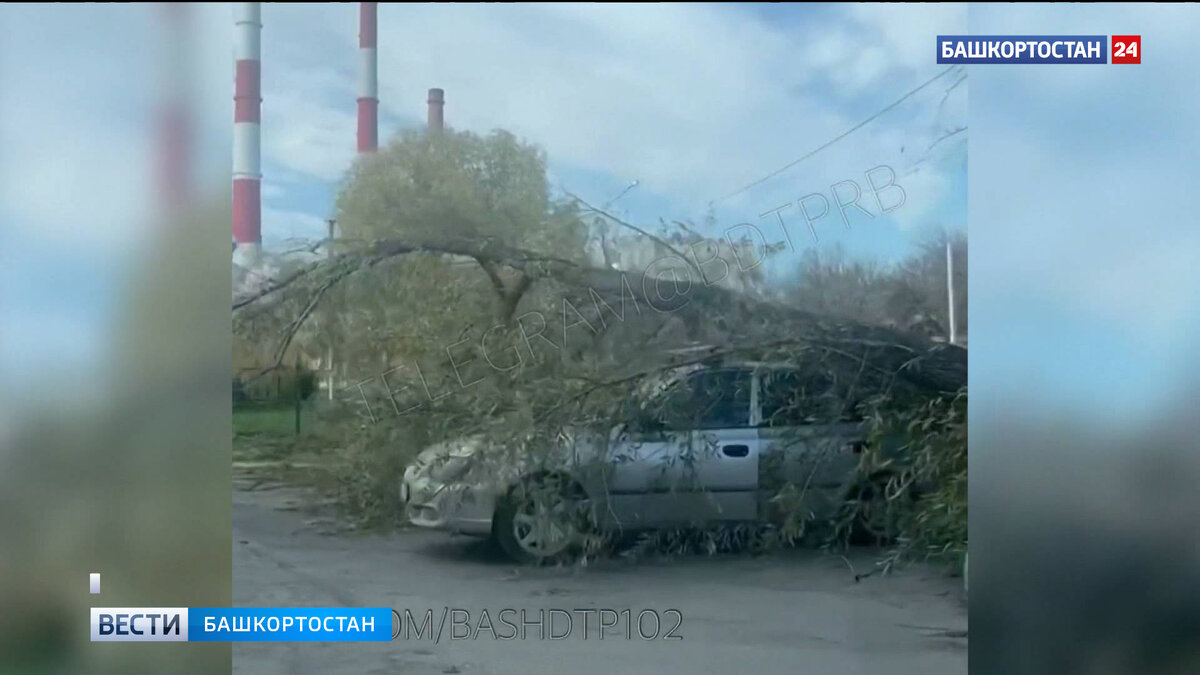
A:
[855,482,890,538]
[847,476,908,545]
[493,476,586,564]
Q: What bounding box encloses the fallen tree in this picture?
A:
[233,127,965,569]
[234,231,966,569]
[234,233,965,392]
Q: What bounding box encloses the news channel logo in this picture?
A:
[937,35,1141,65]
[90,607,395,642]
[90,608,188,642]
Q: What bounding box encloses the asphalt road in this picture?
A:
[233,475,967,675]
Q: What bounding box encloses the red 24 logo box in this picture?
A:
[1112,35,1141,64]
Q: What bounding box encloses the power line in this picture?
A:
[714,65,961,204]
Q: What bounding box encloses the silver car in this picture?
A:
[402,361,884,562]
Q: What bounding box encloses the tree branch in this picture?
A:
[233,234,964,393]
[477,258,509,300]
[476,258,533,322]
[567,192,702,277]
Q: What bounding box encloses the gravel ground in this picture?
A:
[233,475,967,675]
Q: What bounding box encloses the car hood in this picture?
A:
[407,429,606,484]
[413,434,490,464]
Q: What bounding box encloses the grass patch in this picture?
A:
[233,406,300,437]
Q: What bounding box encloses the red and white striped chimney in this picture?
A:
[357,2,378,153]
[159,2,190,215]
[427,88,444,132]
[233,2,262,262]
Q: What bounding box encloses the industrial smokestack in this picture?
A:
[356,3,378,153]
[158,3,190,215]
[233,2,262,263]
[427,88,444,133]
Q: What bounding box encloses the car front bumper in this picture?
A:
[401,475,497,537]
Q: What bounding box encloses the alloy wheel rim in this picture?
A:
[512,494,575,556]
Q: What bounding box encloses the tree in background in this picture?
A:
[783,244,889,323]
[784,229,967,342]
[888,229,967,340]
[309,128,589,378]
[336,128,585,257]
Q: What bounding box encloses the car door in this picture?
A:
[680,368,760,524]
[599,367,759,528]
[600,417,693,530]
[755,367,868,517]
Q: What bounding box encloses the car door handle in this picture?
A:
[721,444,749,458]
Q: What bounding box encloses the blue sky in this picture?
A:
[0,3,969,402]
[4,3,1198,429]
[968,4,1200,425]
[245,3,968,261]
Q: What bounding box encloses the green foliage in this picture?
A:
[607,388,968,567]
[336,128,586,256]
[841,389,968,568]
[325,423,425,529]
[314,128,589,379]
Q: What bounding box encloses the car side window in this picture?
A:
[648,368,752,430]
[759,368,861,427]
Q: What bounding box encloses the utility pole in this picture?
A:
[294,354,303,435]
[325,218,336,399]
[596,180,639,269]
[946,238,957,345]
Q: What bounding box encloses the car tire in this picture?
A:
[847,474,911,545]
[493,475,587,564]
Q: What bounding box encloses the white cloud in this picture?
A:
[0,3,966,257]
[246,3,965,225]
[261,183,287,200]
[848,4,967,74]
[262,68,358,184]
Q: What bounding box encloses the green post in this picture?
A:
[294,357,302,436]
